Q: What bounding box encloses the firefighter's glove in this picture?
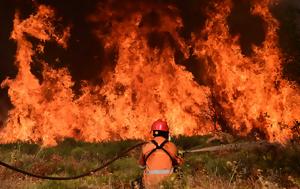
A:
[139,165,146,169]
[178,150,185,158]
[175,156,184,165]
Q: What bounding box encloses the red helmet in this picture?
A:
[151,119,169,132]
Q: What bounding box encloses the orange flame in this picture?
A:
[0,1,299,146]
[194,0,300,143]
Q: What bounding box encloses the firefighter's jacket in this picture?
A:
[139,136,183,188]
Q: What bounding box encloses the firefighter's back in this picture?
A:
[142,136,177,188]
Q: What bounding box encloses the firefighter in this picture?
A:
[138,119,184,188]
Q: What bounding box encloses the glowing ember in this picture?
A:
[0,0,299,146]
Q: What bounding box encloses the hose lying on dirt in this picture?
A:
[0,140,276,180]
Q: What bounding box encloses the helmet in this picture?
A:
[151,119,169,132]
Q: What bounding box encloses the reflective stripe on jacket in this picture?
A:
[145,168,173,175]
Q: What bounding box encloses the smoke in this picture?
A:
[0,90,11,128]
[0,104,7,128]
[281,0,300,7]
[272,0,300,85]
[287,0,300,42]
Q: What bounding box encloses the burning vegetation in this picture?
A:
[0,0,299,146]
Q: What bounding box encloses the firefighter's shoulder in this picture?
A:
[164,141,177,154]
[142,141,155,153]
[166,141,177,148]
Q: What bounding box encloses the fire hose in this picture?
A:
[183,140,274,154]
[0,142,147,180]
[0,141,275,180]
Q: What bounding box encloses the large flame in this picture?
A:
[0,0,299,145]
[194,0,300,142]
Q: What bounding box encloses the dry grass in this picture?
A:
[0,136,300,189]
